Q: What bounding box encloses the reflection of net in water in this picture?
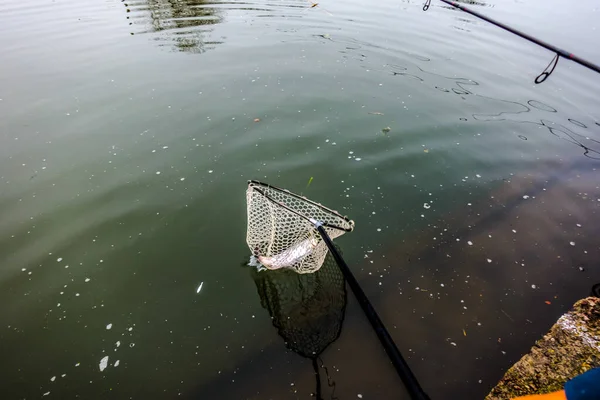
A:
[250,250,346,398]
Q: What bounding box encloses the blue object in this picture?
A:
[565,368,600,400]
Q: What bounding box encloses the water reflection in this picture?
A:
[384,61,600,159]
[249,250,347,399]
[123,0,308,53]
[124,0,225,53]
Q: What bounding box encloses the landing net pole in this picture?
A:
[314,223,430,400]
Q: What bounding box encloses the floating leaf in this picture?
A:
[306,176,314,188]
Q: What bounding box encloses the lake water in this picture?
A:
[1,0,599,398]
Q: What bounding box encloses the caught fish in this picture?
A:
[258,237,318,270]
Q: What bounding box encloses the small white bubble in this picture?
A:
[156,171,161,175]
[523,195,530,199]
[423,203,431,209]
[85,278,90,282]
[487,259,492,263]
[50,376,56,382]
[467,241,473,246]
[57,258,63,262]
[570,241,575,246]
[531,284,537,289]
[106,323,113,330]
[180,178,185,181]
[208,170,213,174]
[376,228,382,232]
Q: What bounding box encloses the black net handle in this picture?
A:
[315,225,430,400]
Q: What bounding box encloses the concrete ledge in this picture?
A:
[486,297,600,399]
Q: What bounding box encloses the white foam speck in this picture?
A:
[43,392,50,397]
[576,224,582,228]
[423,203,431,209]
[196,282,204,293]
[85,278,91,283]
[523,195,530,199]
[487,259,492,263]
[156,171,161,175]
[116,341,121,348]
[512,230,517,233]
[114,360,120,367]
[355,158,362,161]
[467,241,473,246]
[531,284,537,289]
[99,356,109,372]
[376,228,382,232]
[75,363,80,367]
[476,174,481,178]
[180,178,185,181]
[208,170,213,174]
[106,323,113,330]
[440,283,445,287]
[162,146,168,149]
[57,258,63,262]
[128,327,133,332]
[570,241,575,246]
[357,395,363,399]
[50,376,56,382]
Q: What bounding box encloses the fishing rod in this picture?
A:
[422,0,600,83]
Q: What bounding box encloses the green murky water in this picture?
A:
[1,0,599,398]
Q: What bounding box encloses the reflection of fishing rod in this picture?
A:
[423,0,600,83]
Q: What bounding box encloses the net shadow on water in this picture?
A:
[249,249,347,399]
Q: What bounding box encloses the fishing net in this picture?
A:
[250,249,346,398]
[246,180,354,274]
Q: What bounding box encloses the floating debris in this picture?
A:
[196,282,204,294]
[99,356,109,372]
[381,127,391,134]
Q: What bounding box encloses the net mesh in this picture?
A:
[246,181,354,274]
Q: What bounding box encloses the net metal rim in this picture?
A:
[247,180,355,233]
